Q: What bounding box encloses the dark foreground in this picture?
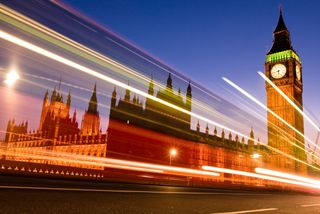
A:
[1,176,320,214]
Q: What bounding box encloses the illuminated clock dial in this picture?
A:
[296,65,301,80]
[271,64,286,79]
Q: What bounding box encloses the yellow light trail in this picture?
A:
[0,30,255,152]
[1,30,319,172]
[4,150,165,174]
[0,4,255,140]
[255,167,320,186]
[4,148,220,178]
[1,5,319,186]
[258,71,320,133]
[5,145,320,190]
[222,77,320,159]
[202,165,320,190]
[0,4,227,127]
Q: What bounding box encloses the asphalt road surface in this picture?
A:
[1,176,320,214]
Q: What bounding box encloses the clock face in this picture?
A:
[271,64,287,79]
[296,65,301,80]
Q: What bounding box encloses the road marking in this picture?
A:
[212,208,278,214]
[0,185,271,195]
[301,203,320,207]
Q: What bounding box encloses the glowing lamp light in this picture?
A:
[170,148,177,156]
[4,70,20,86]
[252,153,262,159]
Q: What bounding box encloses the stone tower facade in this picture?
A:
[265,9,306,171]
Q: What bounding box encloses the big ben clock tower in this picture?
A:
[265,9,306,172]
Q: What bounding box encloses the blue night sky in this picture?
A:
[63,0,320,126]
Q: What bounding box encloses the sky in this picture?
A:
[62,0,320,139]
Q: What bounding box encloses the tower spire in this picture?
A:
[268,6,293,54]
[187,81,192,98]
[44,90,49,101]
[51,86,57,102]
[186,81,192,111]
[72,109,77,123]
[67,90,71,107]
[112,86,117,98]
[166,73,173,91]
[87,83,98,115]
[111,86,117,108]
[274,6,287,33]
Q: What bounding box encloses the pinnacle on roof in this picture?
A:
[267,7,294,55]
[112,86,117,98]
[250,127,254,138]
[67,90,71,106]
[166,73,173,91]
[44,90,49,100]
[87,83,98,115]
[187,81,192,98]
[274,8,288,33]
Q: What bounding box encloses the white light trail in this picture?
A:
[202,165,320,190]
[255,167,320,186]
[5,148,220,178]
[0,30,254,153]
[212,208,279,214]
[258,71,320,132]
[222,77,320,157]
[0,4,251,133]
[2,30,319,171]
[4,150,164,174]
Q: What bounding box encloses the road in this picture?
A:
[0,176,320,214]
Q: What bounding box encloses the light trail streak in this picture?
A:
[0,5,317,172]
[5,145,320,189]
[222,77,320,159]
[212,208,279,214]
[258,71,320,132]
[0,4,248,133]
[0,30,255,153]
[255,167,320,186]
[4,148,220,178]
[101,157,221,177]
[54,1,224,104]
[0,6,186,100]
[102,163,165,174]
[20,73,199,136]
[24,72,110,97]
[1,4,319,190]
[256,142,319,170]
[0,4,157,89]
[202,165,320,190]
[2,30,320,172]
[4,150,164,174]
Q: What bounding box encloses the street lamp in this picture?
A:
[252,153,262,159]
[169,148,177,165]
[4,69,20,86]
